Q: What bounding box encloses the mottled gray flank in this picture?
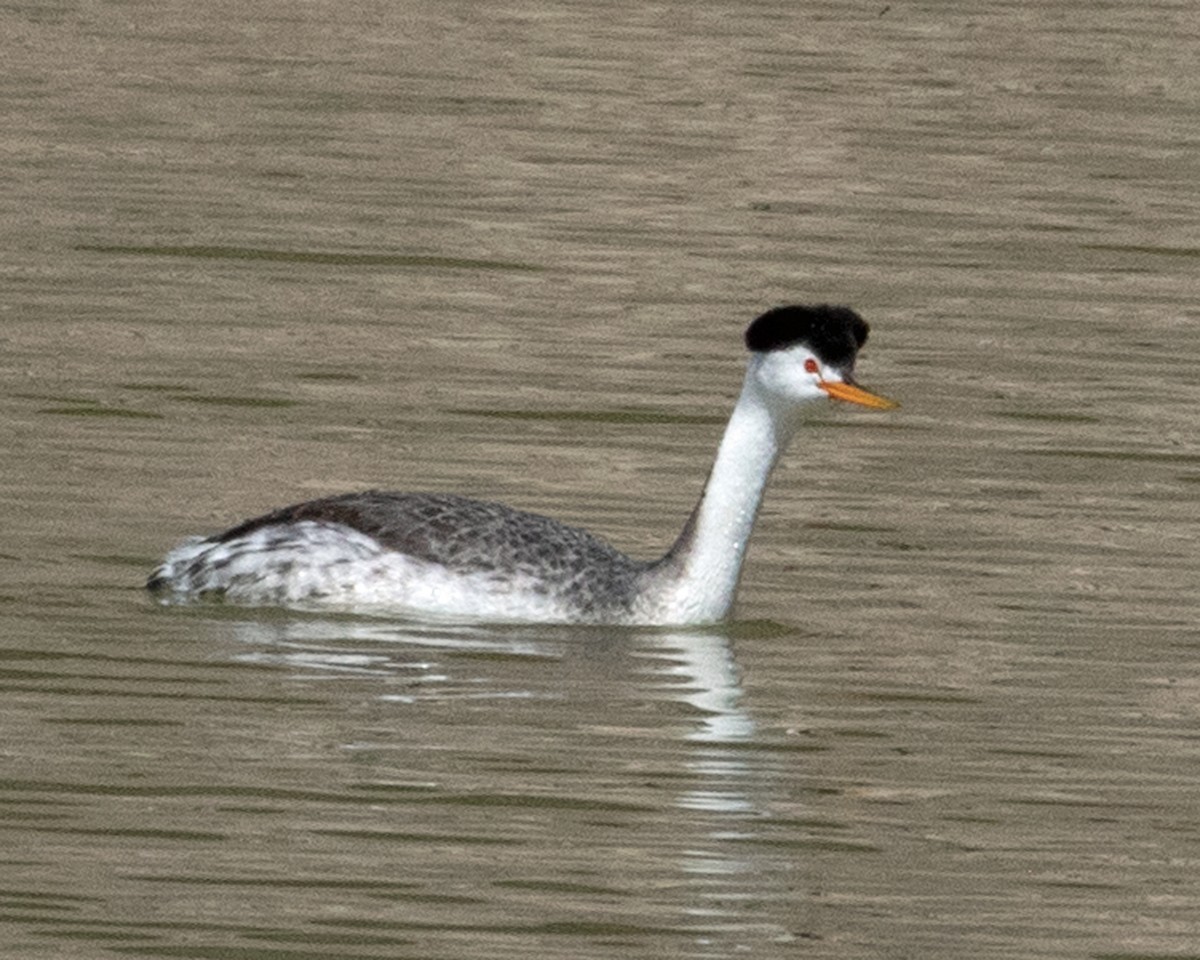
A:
[206,490,655,618]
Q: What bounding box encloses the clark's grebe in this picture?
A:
[148,304,897,624]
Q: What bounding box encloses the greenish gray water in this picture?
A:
[3,1,1199,958]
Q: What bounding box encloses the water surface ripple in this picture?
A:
[3,1,1199,958]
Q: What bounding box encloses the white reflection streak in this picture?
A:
[647,630,756,813]
[649,630,785,950]
[225,617,562,702]
[650,629,755,744]
[229,617,554,658]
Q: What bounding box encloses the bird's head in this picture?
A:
[744,304,898,412]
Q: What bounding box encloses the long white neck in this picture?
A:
[637,361,798,624]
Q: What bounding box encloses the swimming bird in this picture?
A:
[148,304,897,625]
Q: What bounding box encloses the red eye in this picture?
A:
[804,358,819,375]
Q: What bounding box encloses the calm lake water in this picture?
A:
[4,1,1199,958]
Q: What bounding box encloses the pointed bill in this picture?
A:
[819,380,899,410]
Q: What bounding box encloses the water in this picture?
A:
[3,1,1199,957]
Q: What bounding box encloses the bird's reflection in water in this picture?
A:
[644,628,755,744]
[226,614,787,951]
[643,628,784,950]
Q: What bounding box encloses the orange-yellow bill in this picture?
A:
[819,380,899,410]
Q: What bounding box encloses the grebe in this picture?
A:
[148,304,897,625]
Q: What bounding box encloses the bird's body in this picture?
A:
[148,304,897,625]
[151,492,653,622]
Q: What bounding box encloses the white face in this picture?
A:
[751,345,841,404]
[749,345,897,411]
